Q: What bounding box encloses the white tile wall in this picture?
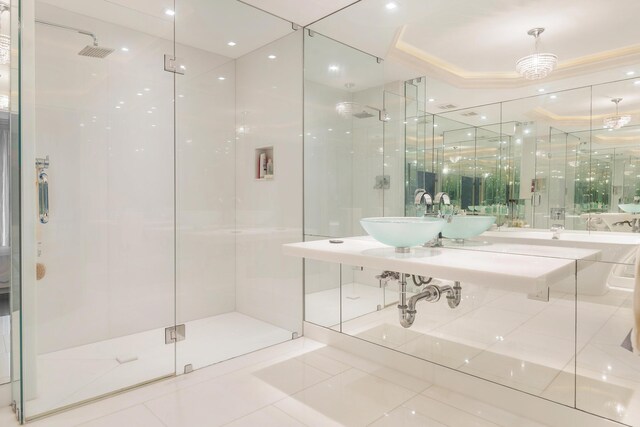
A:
[234,31,304,334]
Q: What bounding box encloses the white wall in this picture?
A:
[235,31,303,334]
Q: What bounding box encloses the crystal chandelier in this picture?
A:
[603,98,631,129]
[516,28,557,80]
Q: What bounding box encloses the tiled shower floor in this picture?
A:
[24,312,292,418]
[306,282,640,426]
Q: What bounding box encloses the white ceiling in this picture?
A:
[34,0,640,149]
[40,0,296,59]
[239,0,360,26]
[309,0,640,73]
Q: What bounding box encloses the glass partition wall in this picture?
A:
[13,0,303,421]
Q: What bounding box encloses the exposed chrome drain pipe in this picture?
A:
[397,273,462,328]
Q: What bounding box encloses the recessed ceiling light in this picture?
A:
[136,92,143,96]
[268,54,277,59]
[550,94,557,99]
[427,98,435,102]
[385,2,398,10]
[227,41,237,47]
[144,88,150,91]
[121,47,129,52]
[627,71,635,76]
[433,124,438,127]
[634,80,640,85]
[218,76,226,80]
[538,88,545,93]
[328,65,340,72]
[480,115,487,120]
[164,9,175,16]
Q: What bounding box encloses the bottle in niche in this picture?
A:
[259,152,266,179]
[266,158,273,178]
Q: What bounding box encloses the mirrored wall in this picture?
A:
[303,24,640,427]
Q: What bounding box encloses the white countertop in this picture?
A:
[284,236,601,294]
[484,228,640,246]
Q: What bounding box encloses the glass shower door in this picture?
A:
[22,0,177,419]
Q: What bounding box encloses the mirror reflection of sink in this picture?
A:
[442,215,496,242]
[618,204,640,213]
[360,217,445,253]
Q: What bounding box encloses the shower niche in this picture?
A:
[255,146,274,180]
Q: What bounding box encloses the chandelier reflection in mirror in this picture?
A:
[516,28,557,80]
[448,146,462,164]
[603,98,631,130]
[0,2,7,65]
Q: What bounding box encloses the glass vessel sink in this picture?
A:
[619,204,640,213]
[360,217,445,252]
[442,215,496,242]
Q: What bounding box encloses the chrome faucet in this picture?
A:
[434,192,451,220]
[550,224,565,239]
[414,188,433,216]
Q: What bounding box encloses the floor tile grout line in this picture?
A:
[419,386,537,427]
[145,403,170,427]
[219,402,311,427]
[364,383,428,426]
[142,401,171,427]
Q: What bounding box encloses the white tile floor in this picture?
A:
[307,281,640,425]
[0,337,549,427]
[24,312,292,418]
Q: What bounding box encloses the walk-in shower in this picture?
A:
[8,0,303,422]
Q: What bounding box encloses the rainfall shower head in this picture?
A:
[35,19,114,59]
[78,44,114,58]
[352,110,375,119]
[335,101,389,121]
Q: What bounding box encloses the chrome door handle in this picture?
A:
[38,170,49,223]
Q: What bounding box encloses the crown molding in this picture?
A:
[389,25,640,89]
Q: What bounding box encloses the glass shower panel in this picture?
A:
[8,0,20,421]
[303,30,384,326]
[174,0,301,372]
[24,1,176,418]
[383,90,407,218]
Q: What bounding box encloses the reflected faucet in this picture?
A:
[434,192,451,219]
[414,189,433,216]
[550,224,565,239]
